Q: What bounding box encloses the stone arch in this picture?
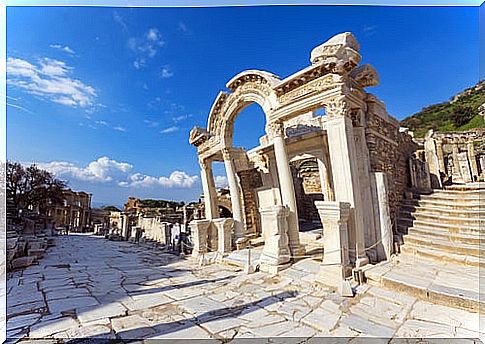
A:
[206,70,281,150]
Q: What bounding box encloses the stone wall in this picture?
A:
[365,96,417,231]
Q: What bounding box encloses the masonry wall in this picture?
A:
[365,98,417,232]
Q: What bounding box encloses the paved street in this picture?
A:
[6,234,484,342]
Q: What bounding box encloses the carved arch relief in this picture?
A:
[205,70,281,150]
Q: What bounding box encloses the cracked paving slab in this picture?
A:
[6,233,483,342]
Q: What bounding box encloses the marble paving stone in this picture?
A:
[76,302,127,323]
[7,300,46,316]
[409,301,480,333]
[111,314,156,339]
[28,317,78,338]
[151,321,215,340]
[47,296,99,314]
[121,292,173,311]
[45,287,91,301]
[66,324,115,339]
[301,307,341,332]
[340,314,396,337]
[7,313,41,331]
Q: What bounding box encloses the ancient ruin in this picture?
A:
[189,32,420,292]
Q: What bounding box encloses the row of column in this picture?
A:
[197,114,369,269]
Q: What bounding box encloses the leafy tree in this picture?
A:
[102,205,121,212]
[451,104,474,127]
[6,161,67,215]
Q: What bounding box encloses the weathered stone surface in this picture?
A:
[76,302,127,323]
[7,313,41,331]
[48,296,99,314]
[111,314,156,339]
[29,317,78,338]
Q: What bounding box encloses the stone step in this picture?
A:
[363,258,484,312]
[399,211,483,227]
[402,232,481,257]
[403,198,482,211]
[400,244,484,267]
[419,192,484,202]
[406,225,482,245]
[401,204,483,218]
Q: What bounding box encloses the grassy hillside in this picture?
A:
[401,81,485,137]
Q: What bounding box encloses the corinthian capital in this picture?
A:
[266,120,284,138]
[324,96,351,118]
[222,147,232,161]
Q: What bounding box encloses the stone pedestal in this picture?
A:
[259,205,291,274]
[315,201,353,297]
[212,218,234,255]
[190,219,211,258]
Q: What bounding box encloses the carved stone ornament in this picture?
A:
[324,96,351,118]
[350,64,380,88]
[310,32,362,72]
[221,147,232,161]
[189,126,212,147]
[266,121,285,138]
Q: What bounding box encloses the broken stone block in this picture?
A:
[28,249,45,259]
[11,256,36,269]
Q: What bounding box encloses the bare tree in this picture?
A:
[6,161,67,216]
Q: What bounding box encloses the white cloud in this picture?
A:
[113,126,126,132]
[128,28,165,69]
[50,44,75,54]
[120,171,198,188]
[177,22,188,33]
[160,66,174,79]
[37,156,133,182]
[172,114,192,122]
[143,119,159,128]
[93,120,126,132]
[160,126,179,134]
[7,57,97,108]
[36,156,198,190]
[214,175,228,188]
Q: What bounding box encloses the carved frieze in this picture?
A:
[278,74,341,105]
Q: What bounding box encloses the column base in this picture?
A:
[355,256,369,269]
[260,261,292,275]
[289,244,306,260]
[316,264,354,297]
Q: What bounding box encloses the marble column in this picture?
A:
[222,148,245,241]
[436,139,446,173]
[315,201,353,297]
[467,141,479,181]
[325,114,368,268]
[451,140,463,182]
[121,213,129,240]
[199,158,219,220]
[266,121,303,258]
[374,172,392,261]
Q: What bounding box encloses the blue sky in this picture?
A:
[6,5,479,207]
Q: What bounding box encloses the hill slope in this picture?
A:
[400,81,485,137]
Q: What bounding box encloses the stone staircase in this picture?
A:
[364,185,484,312]
[397,186,484,267]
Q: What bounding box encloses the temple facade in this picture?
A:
[188,32,419,292]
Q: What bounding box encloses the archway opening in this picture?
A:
[232,103,267,151]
